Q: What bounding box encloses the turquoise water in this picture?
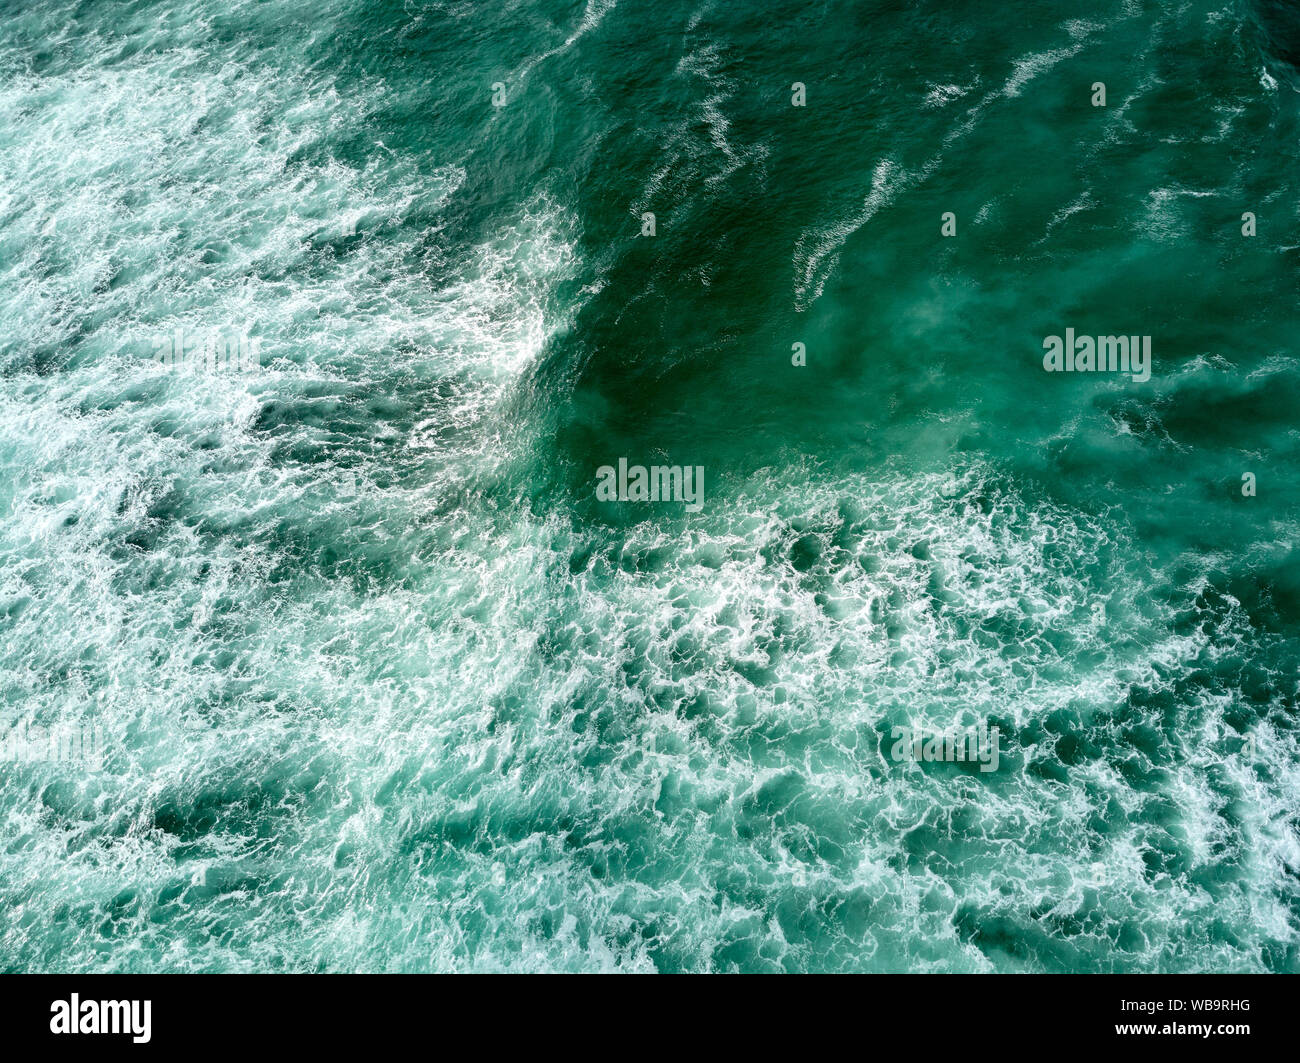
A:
[0,0,1297,972]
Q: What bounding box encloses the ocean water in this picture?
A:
[0,0,1297,973]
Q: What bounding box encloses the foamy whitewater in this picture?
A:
[0,0,1298,972]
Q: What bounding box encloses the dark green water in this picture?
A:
[0,0,1297,971]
